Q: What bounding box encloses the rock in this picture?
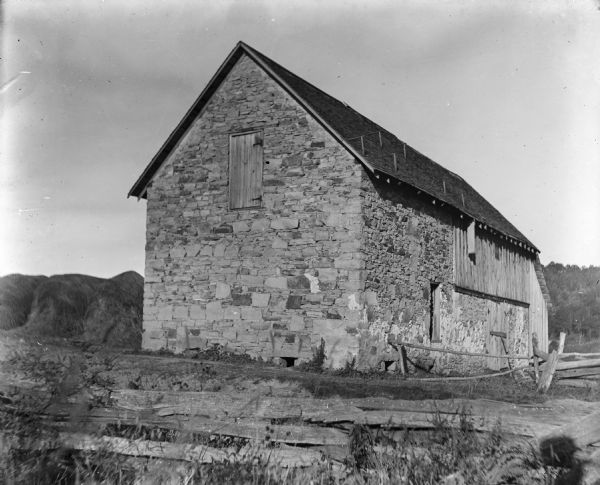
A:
[271,218,299,230]
[215,282,231,299]
[173,306,188,319]
[231,292,252,306]
[286,295,303,309]
[241,307,262,320]
[264,277,288,289]
[213,224,233,234]
[251,293,270,307]
[232,221,250,232]
[287,275,310,289]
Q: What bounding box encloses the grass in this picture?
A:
[1,336,597,484]
[1,404,564,484]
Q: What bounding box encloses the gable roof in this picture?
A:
[129,41,538,252]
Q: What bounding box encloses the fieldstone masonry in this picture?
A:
[141,53,530,373]
[143,54,366,365]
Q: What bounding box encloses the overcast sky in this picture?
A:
[2,0,599,278]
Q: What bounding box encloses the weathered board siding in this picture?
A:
[529,260,549,353]
[454,222,530,303]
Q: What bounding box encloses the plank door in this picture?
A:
[229,131,263,210]
[487,301,509,370]
[430,283,441,343]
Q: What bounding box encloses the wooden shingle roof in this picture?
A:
[129,41,537,252]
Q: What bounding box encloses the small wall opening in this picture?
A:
[282,357,297,367]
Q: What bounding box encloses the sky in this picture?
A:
[1,0,599,278]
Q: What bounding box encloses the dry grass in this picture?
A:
[1,333,598,484]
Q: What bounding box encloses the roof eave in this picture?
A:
[372,168,540,254]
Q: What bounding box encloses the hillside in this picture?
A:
[0,271,143,349]
[543,262,600,339]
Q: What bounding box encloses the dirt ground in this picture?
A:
[1,329,599,484]
[1,329,598,404]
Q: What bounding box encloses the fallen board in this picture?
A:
[40,395,596,441]
[2,431,326,467]
[542,411,600,448]
[42,404,348,446]
[107,389,596,428]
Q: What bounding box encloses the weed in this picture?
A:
[333,356,357,377]
[298,338,326,373]
[349,423,376,470]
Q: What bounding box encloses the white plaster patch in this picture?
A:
[304,273,320,293]
[348,293,362,310]
[368,319,393,340]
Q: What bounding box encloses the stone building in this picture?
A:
[129,42,549,373]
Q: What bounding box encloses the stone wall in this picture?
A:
[142,53,366,366]
[356,174,530,374]
[356,175,455,370]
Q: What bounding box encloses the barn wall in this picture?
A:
[140,52,542,373]
[358,175,453,370]
[142,53,367,366]
[357,175,530,374]
[454,222,531,303]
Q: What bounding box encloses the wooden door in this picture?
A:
[487,301,509,370]
[229,131,263,209]
[430,283,441,343]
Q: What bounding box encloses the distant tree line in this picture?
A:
[543,262,600,339]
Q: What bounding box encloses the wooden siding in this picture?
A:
[454,222,531,303]
[229,131,263,209]
[529,260,549,353]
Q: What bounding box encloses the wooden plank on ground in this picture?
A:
[6,432,228,462]
[308,409,564,438]
[109,389,596,430]
[41,405,347,446]
[541,411,600,448]
[3,431,326,467]
[111,390,360,420]
[45,397,577,441]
